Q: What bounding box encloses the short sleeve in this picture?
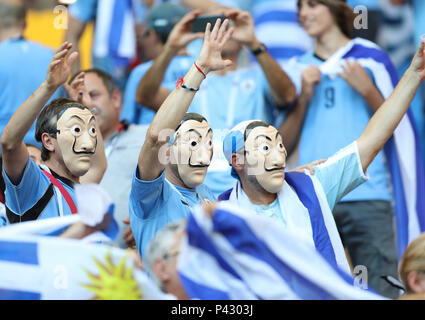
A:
[3,158,50,215]
[69,0,98,23]
[121,63,151,123]
[312,141,368,210]
[129,168,171,220]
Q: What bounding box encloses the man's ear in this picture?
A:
[152,258,170,282]
[41,132,56,153]
[407,271,425,294]
[231,152,244,172]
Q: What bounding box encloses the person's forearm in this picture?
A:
[138,62,206,180]
[358,68,421,170]
[1,81,57,151]
[251,40,296,107]
[136,44,177,110]
[361,85,385,112]
[279,93,310,156]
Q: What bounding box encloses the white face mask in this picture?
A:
[55,107,97,177]
[170,119,213,189]
[243,126,287,194]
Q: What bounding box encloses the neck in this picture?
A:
[0,28,23,42]
[44,158,80,184]
[314,27,350,60]
[240,178,277,206]
[102,121,121,141]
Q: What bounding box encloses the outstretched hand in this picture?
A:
[63,72,93,107]
[408,40,425,81]
[165,10,204,52]
[195,18,234,74]
[45,42,78,91]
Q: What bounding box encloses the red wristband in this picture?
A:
[194,62,206,78]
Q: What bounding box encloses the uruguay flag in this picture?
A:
[178,202,384,300]
[0,184,119,243]
[292,38,425,259]
[0,234,174,300]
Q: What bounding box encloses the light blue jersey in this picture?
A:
[121,55,193,124]
[129,169,215,259]
[295,51,392,202]
[189,66,278,196]
[0,38,56,148]
[3,158,76,224]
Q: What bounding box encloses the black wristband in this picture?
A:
[251,43,267,56]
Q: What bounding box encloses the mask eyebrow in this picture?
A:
[186,128,202,138]
[255,134,272,141]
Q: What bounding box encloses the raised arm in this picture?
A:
[136,10,203,111]
[279,66,321,156]
[224,9,296,107]
[357,41,425,171]
[1,42,78,184]
[138,19,233,181]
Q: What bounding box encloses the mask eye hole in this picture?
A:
[259,143,270,155]
[206,139,213,149]
[70,125,82,137]
[277,142,285,152]
[88,125,97,137]
[189,139,199,148]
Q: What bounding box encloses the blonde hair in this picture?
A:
[399,232,425,293]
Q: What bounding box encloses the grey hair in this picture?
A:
[144,219,187,289]
[0,1,26,29]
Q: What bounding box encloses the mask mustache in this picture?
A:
[72,136,97,155]
[264,166,285,172]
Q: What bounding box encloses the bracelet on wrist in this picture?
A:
[194,62,207,78]
[176,77,200,92]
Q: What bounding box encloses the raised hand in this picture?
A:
[63,72,93,107]
[224,9,256,48]
[408,40,425,82]
[165,10,204,53]
[301,66,321,100]
[195,18,234,74]
[338,60,374,96]
[45,42,78,91]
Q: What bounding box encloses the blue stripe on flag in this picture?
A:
[254,10,298,25]
[212,209,338,300]
[0,288,41,300]
[407,110,425,232]
[267,47,306,60]
[0,241,38,265]
[342,44,399,86]
[186,215,244,281]
[179,273,231,300]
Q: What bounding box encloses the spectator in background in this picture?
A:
[137,9,296,196]
[289,0,424,298]
[399,232,425,296]
[121,3,197,125]
[68,68,149,248]
[64,0,143,90]
[0,0,58,148]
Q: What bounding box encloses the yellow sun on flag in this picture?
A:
[81,251,143,300]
